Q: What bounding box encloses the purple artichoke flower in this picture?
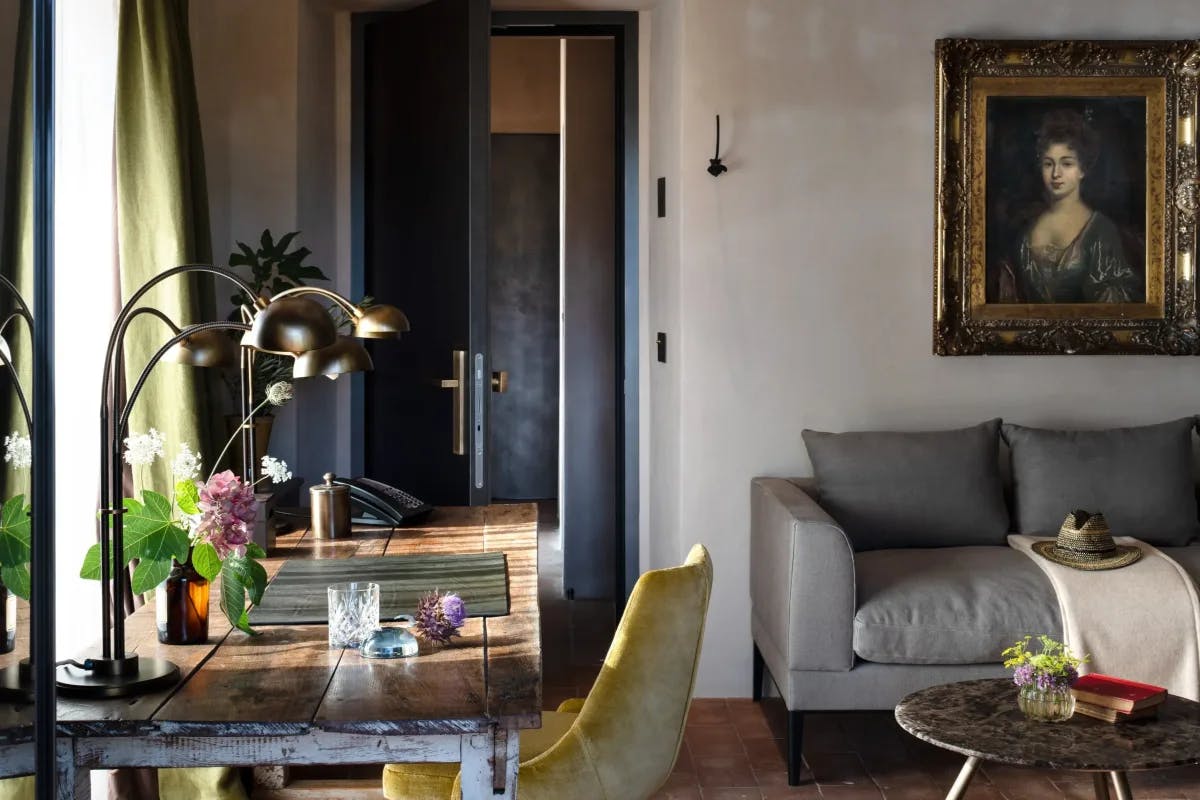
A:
[414,590,467,645]
[442,594,466,628]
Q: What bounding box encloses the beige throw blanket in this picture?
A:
[1009,534,1200,701]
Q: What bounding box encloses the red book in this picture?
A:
[1071,674,1167,712]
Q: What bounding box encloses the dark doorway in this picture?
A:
[489,132,560,500]
[355,6,639,604]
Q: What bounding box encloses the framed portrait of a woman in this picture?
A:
[934,39,1200,355]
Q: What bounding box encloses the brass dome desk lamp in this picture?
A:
[55,265,406,698]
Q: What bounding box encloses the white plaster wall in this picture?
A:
[647,0,683,574]
[191,0,302,472]
[674,0,1200,696]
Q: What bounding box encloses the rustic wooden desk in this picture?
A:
[54,503,541,800]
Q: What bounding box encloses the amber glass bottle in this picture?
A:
[156,555,210,645]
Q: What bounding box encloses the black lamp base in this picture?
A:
[0,658,32,703]
[55,654,180,698]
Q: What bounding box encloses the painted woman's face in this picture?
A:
[1040,142,1084,200]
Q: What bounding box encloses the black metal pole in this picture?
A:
[31,0,55,796]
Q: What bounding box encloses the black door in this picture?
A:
[359,0,490,506]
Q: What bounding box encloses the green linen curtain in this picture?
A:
[114,2,239,799]
[0,0,31,527]
[115,0,220,503]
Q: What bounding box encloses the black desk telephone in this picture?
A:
[330,476,433,525]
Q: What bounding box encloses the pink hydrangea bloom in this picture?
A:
[193,470,257,558]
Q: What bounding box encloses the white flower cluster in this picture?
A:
[266,381,294,406]
[171,443,202,480]
[4,432,30,469]
[123,428,165,466]
[260,455,293,484]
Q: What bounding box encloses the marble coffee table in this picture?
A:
[895,678,1200,800]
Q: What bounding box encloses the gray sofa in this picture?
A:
[750,417,1200,785]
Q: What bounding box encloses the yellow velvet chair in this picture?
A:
[383,543,713,800]
[0,765,243,799]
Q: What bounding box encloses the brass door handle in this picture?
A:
[491,370,508,393]
[440,350,466,455]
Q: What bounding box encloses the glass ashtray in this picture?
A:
[361,616,418,659]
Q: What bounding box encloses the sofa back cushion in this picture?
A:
[1002,418,1199,546]
[802,420,1009,551]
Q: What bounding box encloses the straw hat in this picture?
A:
[1032,510,1142,571]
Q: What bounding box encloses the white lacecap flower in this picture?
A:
[3,432,30,469]
[260,455,293,484]
[171,443,202,480]
[123,428,165,466]
[265,381,294,406]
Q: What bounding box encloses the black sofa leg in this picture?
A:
[787,710,805,786]
[752,642,764,702]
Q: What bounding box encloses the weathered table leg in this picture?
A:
[945,756,981,800]
[1109,771,1133,800]
[460,729,520,799]
[55,738,89,800]
[1092,772,1111,800]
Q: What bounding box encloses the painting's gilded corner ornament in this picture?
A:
[935,322,994,357]
[1129,324,1200,355]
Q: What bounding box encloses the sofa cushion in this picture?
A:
[802,420,1009,551]
[853,547,1061,665]
[1003,418,1199,547]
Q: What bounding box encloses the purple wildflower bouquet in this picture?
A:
[413,590,467,644]
[1001,635,1087,691]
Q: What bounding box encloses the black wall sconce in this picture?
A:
[707,114,727,177]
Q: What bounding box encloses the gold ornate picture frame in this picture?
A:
[934,39,1200,355]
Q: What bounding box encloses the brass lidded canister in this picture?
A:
[311,472,350,539]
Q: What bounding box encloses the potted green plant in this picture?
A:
[223,230,330,471]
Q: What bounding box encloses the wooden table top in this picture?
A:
[896,678,1200,771]
[0,503,540,743]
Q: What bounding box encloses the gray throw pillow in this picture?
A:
[802,420,1009,551]
[1002,418,1199,547]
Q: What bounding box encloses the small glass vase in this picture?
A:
[1018,683,1075,722]
[156,555,210,645]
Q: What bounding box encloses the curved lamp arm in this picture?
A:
[0,348,31,434]
[102,264,257,417]
[0,273,36,434]
[117,320,251,438]
[267,285,361,319]
[0,273,35,335]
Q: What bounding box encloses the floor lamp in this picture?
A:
[0,274,35,702]
[55,265,406,698]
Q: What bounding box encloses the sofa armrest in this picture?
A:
[750,477,855,672]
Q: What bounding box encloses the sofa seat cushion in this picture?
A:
[853,546,1061,665]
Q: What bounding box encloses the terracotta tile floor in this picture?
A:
[645,699,1200,799]
[532,501,1200,799]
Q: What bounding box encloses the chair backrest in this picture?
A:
[530,544,713,799]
